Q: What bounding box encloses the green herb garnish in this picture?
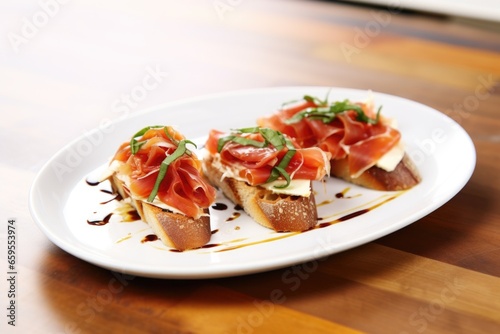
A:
[164,127,178,145]
[265,149,296,188]
[130,125,164,154]
[284,96,381,125]
[259,127,287,151]
[217,127,297,188]
[147,139,196,202]
[217,135,266,152]
[128,125,195,202]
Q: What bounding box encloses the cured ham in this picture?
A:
[203,127,331,231]
[110,126,216,219]
[205,128,331,187]
[257,97,402,178]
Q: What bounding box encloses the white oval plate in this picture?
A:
[29,87,475,279]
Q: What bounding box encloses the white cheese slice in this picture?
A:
[376,140,405,172]
[260,179,311,197]
[137,195,187,216]
[210,153,312,197]
[374,116,404,172]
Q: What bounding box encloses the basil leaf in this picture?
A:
[231,136,266,148]
[303,95,315,103]
[323,88,333,105]
[277,149,296,171]
[265,149,296,187]
[272,167,292,188]
[163,127,178,145]
[236,126,260,134]
[217,135,234,152]
[284,107,319,124]
[131,140,147,154]
[130,125,164,154]
[147,140,196,202]
[284,137,296,150]
[259,128,286,151]
[284,99,380,125]
[303,94,324,106]
[373,105,382,124]
[217,127,299,188]
[217,135,266,152]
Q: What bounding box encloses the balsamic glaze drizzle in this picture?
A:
[87,213,113,226]
[226,212,241,222]
[212,202,228,211]
[86,171,401,252]
[141,234,158,243]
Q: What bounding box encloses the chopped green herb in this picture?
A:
[259,128,286,151]
[217,127,294,152]
[163,127,178,145]
[216,127,298,188]
[303,94,325,106]
[131,140,147,154]
[284,97,381,125]
[147,139,197,202]
[217,135,266,152]
[236,126,261,134]
[130,125,164,154]
[265,149,296,188]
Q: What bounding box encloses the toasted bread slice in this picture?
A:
[329,153,421,191]
[203,156,318,232]
[110,174,211,251]
[142,204,211,251]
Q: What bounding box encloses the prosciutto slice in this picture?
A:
[258,99,401,178]
[205,129,330,186]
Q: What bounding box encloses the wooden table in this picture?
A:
[2,0,500,333]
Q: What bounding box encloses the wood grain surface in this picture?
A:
[1,0,499,333]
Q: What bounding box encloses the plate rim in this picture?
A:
[28,85,477,279]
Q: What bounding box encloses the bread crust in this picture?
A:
[110,175,211,251]
[329,153,421,191]
[203,156,318,232]
[142,204,211,251]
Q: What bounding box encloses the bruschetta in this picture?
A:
[105,125,217,250]
[257,94,421,191]
[203,127,331,232]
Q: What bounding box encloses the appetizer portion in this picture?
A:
[105,125,217,250]
[257,94,421,190]
[203,127,331,232]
